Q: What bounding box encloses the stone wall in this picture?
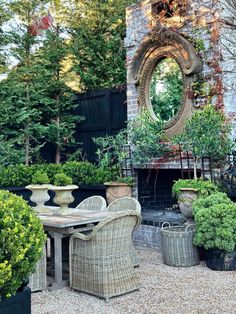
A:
[133,224,162,251]
[125,0,236,205]
[219,0,236,139]
[125,0,236,130]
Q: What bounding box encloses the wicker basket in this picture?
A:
[160,223,200,267]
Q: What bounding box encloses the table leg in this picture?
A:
[53,233,63,284]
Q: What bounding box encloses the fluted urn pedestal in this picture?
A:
[26,184,52,213]
[50,185,78,215]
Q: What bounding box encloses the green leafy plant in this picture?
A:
[31,171,50,185]
[172,178,219,198]
[128,109,168,165]
[62,161,98,185]
[93,129,132,184]
[0,190,46,299]
[53,173,73,186]
[193,192,236,252]
[149,58,183,123]
[0,162,111,188]
[174,104,234,178]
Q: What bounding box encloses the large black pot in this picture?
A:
[205,248,236,271]
[0,286,31,314]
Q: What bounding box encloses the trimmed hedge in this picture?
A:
[0,162,117,187]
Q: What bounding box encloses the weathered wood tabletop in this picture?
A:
[38,209,109,228]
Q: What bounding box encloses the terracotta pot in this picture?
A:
[104,182,132,205]
[25,184,52,212]
[51,185,78,215]
[178,188,198,224]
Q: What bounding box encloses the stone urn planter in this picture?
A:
[178,188,198,225]
[51,185,78,215]
[25,184,52,213]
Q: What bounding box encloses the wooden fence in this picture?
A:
[74,86,127,163]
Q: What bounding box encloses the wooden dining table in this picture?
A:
[38,207,110,289]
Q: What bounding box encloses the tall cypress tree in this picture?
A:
[0,0,47,165]
[36,23,84,164]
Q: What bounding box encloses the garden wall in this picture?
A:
[125,0,236,125]
[125,0,236,210]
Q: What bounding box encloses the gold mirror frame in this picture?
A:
[129,25,202,137]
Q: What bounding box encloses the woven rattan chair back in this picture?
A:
[106,197,141,266]
[69,210,141,300]
[106,197,141,214]
[28,245,47,292]
[75,195,107,211]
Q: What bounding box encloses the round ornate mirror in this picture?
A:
[130,26,202,137]
[149,57,184,124]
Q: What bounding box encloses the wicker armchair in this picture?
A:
[106,197,141,213]
[28,245,47,292]
[107,197,141,266]
[69,210,141,301]
[75,195,107,211]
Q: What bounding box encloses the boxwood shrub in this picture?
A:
[0,162,118,187]
[193,192,236,252]
[0,190,46,299]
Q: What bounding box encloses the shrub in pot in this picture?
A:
[0,190,45,306]
[172,178,219,224]
[26,171,51,212]
[193,192,236,270]
[51,173,78,215]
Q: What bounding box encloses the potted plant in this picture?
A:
[93,130,133,204]
[172,178,219,224]
[0,190,46,312]
[51,173,78,215]
[193,192,236,270]
[25,170,52,212]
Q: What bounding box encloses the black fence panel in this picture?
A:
[74,86,127,163]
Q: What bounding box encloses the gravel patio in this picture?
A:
[32,247,236,314]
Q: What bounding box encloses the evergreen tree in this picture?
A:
[36,24,84,164]
[69,0,135,91]
[0,0,47,165]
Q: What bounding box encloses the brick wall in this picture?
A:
[125,0,236,130]
[138,169,182,211]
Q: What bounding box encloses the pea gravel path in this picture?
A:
[32,248,236,314]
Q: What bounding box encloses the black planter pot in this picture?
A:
[0,286,31,314]
[199,246,206,261]
[205,248,236,271]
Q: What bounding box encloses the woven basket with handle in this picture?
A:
[161,223,200,267]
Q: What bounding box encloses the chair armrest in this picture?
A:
[71,231,94,241]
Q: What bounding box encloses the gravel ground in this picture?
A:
[32,248,236,314]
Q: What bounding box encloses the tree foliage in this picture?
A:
[175,104,234,178]
[150,58,183,123]
[69,0,135,91]
[0,0,136,166]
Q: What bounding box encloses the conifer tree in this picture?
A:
[0,0,47,165]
